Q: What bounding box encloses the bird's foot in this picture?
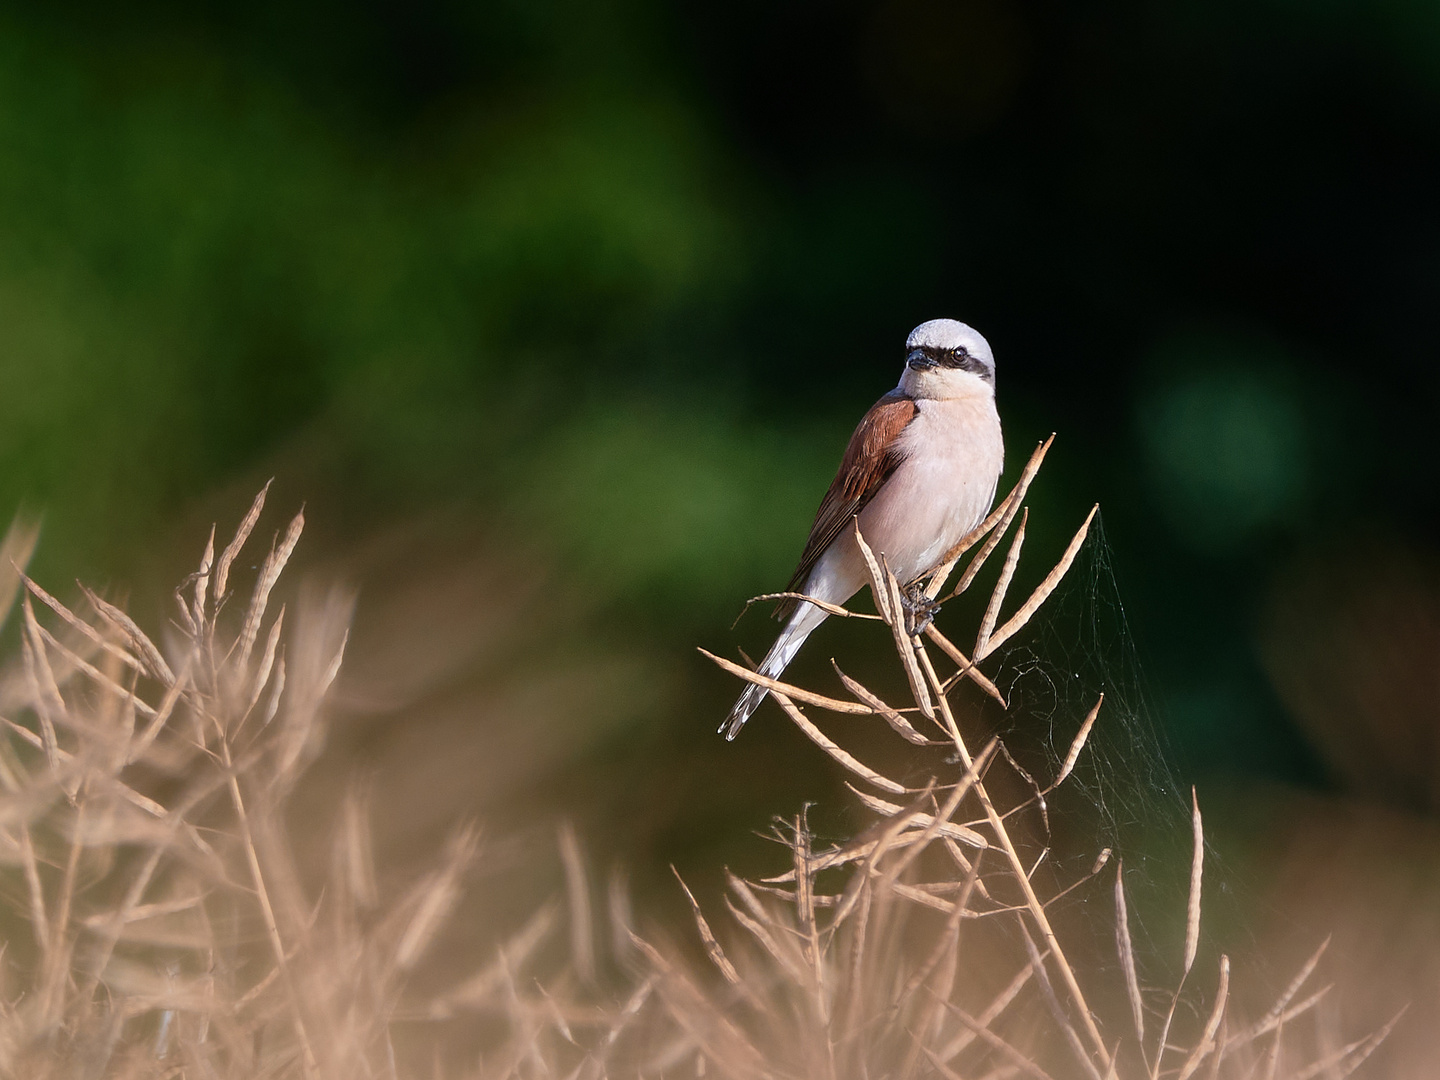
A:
[900,583,941,636]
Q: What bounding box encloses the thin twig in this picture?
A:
[699,649,875,715]
[735,592,884,626]
[834,662,934,744]
[771,690,908,796]
[976,504,1098,661]
[913,638,1112,1068]
[927,625,1006,704]
[220,737,319,1077]
[671,868,739,985]
[1175,955,1229,1080]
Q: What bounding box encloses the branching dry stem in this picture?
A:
[0,456,1393,1080]
[695,442,1389,1080]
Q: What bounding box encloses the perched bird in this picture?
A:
[721,319,1005,740]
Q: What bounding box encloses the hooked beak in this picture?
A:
[906,349,936,371]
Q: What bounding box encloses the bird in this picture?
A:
[720,318,1005,740]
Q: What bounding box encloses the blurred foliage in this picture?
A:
[1137,333,1311,552]
[0,0,1438,794]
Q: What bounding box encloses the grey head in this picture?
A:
[904,319,995,385]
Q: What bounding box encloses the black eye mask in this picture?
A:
[909,345,994,382]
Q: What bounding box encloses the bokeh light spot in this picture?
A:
[1137,335,1310,552]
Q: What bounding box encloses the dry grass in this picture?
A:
[0,455,1397,1078]
[0,490,467,1078]
[685,438,1397,1080]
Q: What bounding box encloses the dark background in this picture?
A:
[3,0,1439,870]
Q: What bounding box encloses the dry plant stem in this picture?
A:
[1148,788,1209,1080]
[220,736,319,1079]
[1184,787,1204,976]
[4,478,1392,1074]
[725,871,810,984]
[737,592,884,624]
[838,882,871,1033]
[975,504,1098,663]
[1149,970,1186,1075]
[188,524,215,635]
[926,625,1006,704]
[1,490,580,1077]
[1040,847,1111,909]
[1289,1009,1406,1080]
[1114,861,1145,1045]
[856,531,933,720]
[1252,985,1333,1049]
[430,902,561,1017]
[22,574,145,675]
[81,585,176,685]
[1261,1019,1283,1080]
[848,788,988,850]
[833,663,932,744]
[899,856,976,1014]
[215,480,270,604]
[1,709,224,876]
[687,449,1391,1079]
[791,813,832,1040]
[913,637,1112,1068]
[935,961,1034,1064]
[558,821,595,984]
[21,597,63,773]
[723,892,804,984]
[78,831,175,1006]
[242,608,286,723]
[853,523,896,627]
[394,825,478,970]
[847,784,938,922]
[671,869,740,986]
[1175,956,1230,1080]
[1220,938,1330,1059]
[932,1002,1056,1080]
[975,506,1027,659]
[0,513,42,631]
[1021,921,1105,1080]
[236,509,304,669]
[18,823,49,954]
[629,932,768,1078]
[699,650,875,715]
[769,690,908,795]
[41,797,86,1021]
[901,866,978,1074]
[774,823,940,880]
[29,619,159,725]
[1050,695,1102,793]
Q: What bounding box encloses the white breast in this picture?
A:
[802,392,1003,608]
[866,395,1004,580]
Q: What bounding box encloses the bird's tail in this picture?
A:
[719,604,826,741]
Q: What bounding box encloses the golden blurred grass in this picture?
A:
[0,466,1399,1078]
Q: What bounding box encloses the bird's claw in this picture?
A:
[900,583,941,636]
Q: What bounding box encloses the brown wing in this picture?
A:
[774,390,917,620]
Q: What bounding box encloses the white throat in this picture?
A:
[898,365,995,402]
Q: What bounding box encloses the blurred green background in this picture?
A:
[3,0,1440,849]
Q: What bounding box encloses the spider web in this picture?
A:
[978,510,1238,966]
